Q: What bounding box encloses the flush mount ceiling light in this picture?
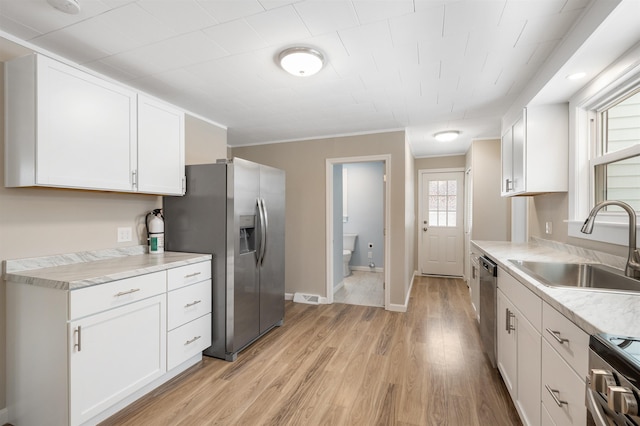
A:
[278,47,324,77]
[433,130,460,142]
[566,72,586,80]
[47,0,80,14]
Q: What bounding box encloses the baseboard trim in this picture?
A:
[333,280,344,292]
[1,407,8,425]
[351,266,384,273]
[285,292,294,301]
[386,271,415,313]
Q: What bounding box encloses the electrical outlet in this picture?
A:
[117,227,132,242]
[368,251,373,259]
[545,221,553,235]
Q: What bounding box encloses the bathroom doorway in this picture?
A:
[325,155,390,309]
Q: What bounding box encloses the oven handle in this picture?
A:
[586,386,610,426]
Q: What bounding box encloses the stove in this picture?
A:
[588,333,640,425]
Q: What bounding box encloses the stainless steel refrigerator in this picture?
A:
[163,158,285,361]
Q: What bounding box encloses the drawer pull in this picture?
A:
[546,328,569,344]
[184,272,201,279]
[115,288,141,297]
[74,326,82,352]
[185,335,202,345]
[545,384,568,407]
[185,300,202,308]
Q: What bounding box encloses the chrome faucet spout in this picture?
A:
[581,200,640,279]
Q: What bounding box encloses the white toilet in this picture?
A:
[343,233,358,277]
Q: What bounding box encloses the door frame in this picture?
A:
[417,167,465,277]
[325,155,391,309]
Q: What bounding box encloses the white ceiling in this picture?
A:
[0,0,626,157]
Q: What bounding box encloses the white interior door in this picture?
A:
[419,171,464,276]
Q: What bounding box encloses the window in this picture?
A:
[593,88,640,212]
[568,46,640,246]
[428,180,457,227]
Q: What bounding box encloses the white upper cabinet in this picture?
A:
[137,95,185,195]
[501,104,568,196]
[5,54,185,195]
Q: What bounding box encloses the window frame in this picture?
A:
[568,46,640,246]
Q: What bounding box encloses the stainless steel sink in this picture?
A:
[508,259,640,293]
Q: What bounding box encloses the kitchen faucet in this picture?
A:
[580,200,640,279]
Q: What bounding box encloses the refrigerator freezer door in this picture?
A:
[228,159,261,354]
[258,164,285,334]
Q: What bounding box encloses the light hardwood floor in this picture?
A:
[101,276,521,426]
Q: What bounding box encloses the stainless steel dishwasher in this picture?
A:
[479,255,498,368]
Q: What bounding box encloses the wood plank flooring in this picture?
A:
[101,276,521,426]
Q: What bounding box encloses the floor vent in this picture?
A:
[293,293,321,305]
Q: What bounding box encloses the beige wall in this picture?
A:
[233,131,413,306]
[529,192,628,257]
[0,60,227,412]
[468,139,509,241]
[185,115,228,164]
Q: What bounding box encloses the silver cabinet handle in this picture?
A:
[546,328,569,344]
[74,326,82,352]
[115,288,141,297]
[185,300,202,308]
[545,384,568,407]
[185,335,201,345]
[184,272,201,279]
[505,178,512,192]
[506,308,515,334]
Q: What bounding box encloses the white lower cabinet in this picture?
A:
[6,259,212,426]
[496,267,542,426]
[542,340,587,426]
[69,294,166,425]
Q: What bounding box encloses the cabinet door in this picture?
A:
[511,115,526,193]
[37,55,137,191]
[501,127,513,195]
[497,290,517,399]
[517,314,541,426]
[68,294,166,425]
[137,95,185,195]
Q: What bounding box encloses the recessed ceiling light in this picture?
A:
[278,47,324,77]
[566,72,586,80]
[433,130,460,142]
[47,0,80,14]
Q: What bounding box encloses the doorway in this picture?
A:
[326,155,391,309]
[418,169,465,277]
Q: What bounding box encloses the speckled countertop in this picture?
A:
[3,246,211,291]
[472,239,640,338]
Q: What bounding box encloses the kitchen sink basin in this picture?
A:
[508,259,640,293]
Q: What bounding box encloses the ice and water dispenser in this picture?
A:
[239,214,256,254]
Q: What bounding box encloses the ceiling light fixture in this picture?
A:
[566,72,586,80]
[278,47,324,77]
[433,130,460,142]
[47,0,80,14]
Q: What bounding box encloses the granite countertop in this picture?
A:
[3,246,211,290]
[472,240,640,338]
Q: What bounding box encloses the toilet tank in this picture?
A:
[343,233,358,251]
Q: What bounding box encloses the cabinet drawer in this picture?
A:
[167,313,211,370]
[543,302,589,377]
[498,268,542,332]
[167,280,212,331]
[167,261,211,291]
[69,271,166,320]
[542,340,587,426]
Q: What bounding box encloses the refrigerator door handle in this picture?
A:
[260,197,269,265]
[257,198,266,265]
